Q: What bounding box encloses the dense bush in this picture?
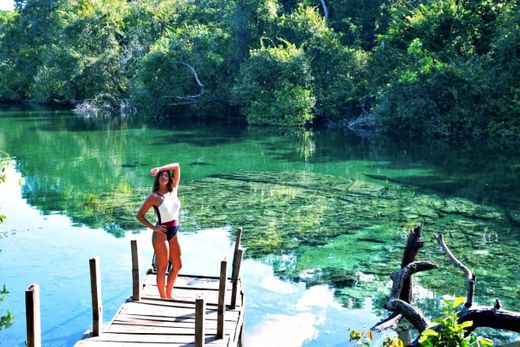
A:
[0,0,519,143]
[232,41,315,126]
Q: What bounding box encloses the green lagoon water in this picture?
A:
[0,107,519,346]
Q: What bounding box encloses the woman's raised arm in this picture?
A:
[150,162,180,187]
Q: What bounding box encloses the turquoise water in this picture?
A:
[0,108,519,346]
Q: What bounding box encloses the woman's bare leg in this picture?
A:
[152,231,169,299]
[166,234,182,299]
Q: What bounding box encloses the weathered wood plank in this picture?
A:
[89,257,103,337]
[217,259,227,339]
[143,274,233,291]
[75,338,228,347]
[195,295,206,347]
[131,240,141,301]
[25,284,41,347]
[108,322,236,335]
[77,332,229,344]
[119,304,240,321]
[114,314,240,326]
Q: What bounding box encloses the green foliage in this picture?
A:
[348,327,403,347]
[1,0,520,144]
[275,5,369,121]
[418,297,494,347]
[134,21,232,115]
[232,40,315,126]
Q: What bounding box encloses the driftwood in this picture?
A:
[372,227,520,346]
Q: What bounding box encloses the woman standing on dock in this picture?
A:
[136,162,182,299]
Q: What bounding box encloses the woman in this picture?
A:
[136,162,182,299]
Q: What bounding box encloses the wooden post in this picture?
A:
[231,227,243,280]
[89,257,103,337]
[195,295,206,347]
[217,258,227,339]
[231,248,243,309]
[25,284,41,347]
[131,240,141,301]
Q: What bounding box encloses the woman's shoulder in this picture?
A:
[148,192,164,202]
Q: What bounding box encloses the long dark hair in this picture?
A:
[152,170,174,193]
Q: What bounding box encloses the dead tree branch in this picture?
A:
[372,226,425,331]
[318,0,329,23]
[161,61,206,106]
[434,233,475,307]
[374,227,520,346]
[385,261,438,331]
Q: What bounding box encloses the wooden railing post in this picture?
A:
[230,248,243,309]
[25,283,41,347]
[217,258,227,339]
[89,257,103,336]
[131,240,141,301]
[231,227,243,280]
[195,295,206,347]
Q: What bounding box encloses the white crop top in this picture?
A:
[154,189,181,223]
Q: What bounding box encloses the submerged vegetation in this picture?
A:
[0,0,519,145]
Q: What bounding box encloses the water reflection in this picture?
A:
[1,109,519,344]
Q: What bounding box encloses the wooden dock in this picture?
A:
[74,272,244,347]
[25,229,245,347]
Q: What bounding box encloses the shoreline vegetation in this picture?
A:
[0,0,519,146]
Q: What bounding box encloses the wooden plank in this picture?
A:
[231,227,242,280]
[114,312,240,324]
[143,274,232,290]
[108,322,236,335]
[141,287,234,306]
[230,249,243,309]
[75,337,229,347]
[232,287,245,345]
[89,257,103,337]
[195,295,206,347]
[131,240,141,301]
[78,332,228,344]
[217,259,227,339]
[119,303,239,320]
[25,283,41,347]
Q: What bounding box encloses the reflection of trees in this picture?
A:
[0,154,14,330]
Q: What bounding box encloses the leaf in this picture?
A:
[349,329,362,341]
[419,329,438,344]
[0,215,6,223]
[477,338,494,346]
[459,320,474,329]
[422,329,438,337]
[452,296,466,308]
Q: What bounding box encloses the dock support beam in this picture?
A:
[231,248,243,309]
[89,257,103,337]
[195,295,206,347]
[231,227,242,280]
[217,258,227,339]
[131,240,141,301]
[25,283,41,347]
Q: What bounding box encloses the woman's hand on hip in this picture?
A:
[153,224,166,233]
